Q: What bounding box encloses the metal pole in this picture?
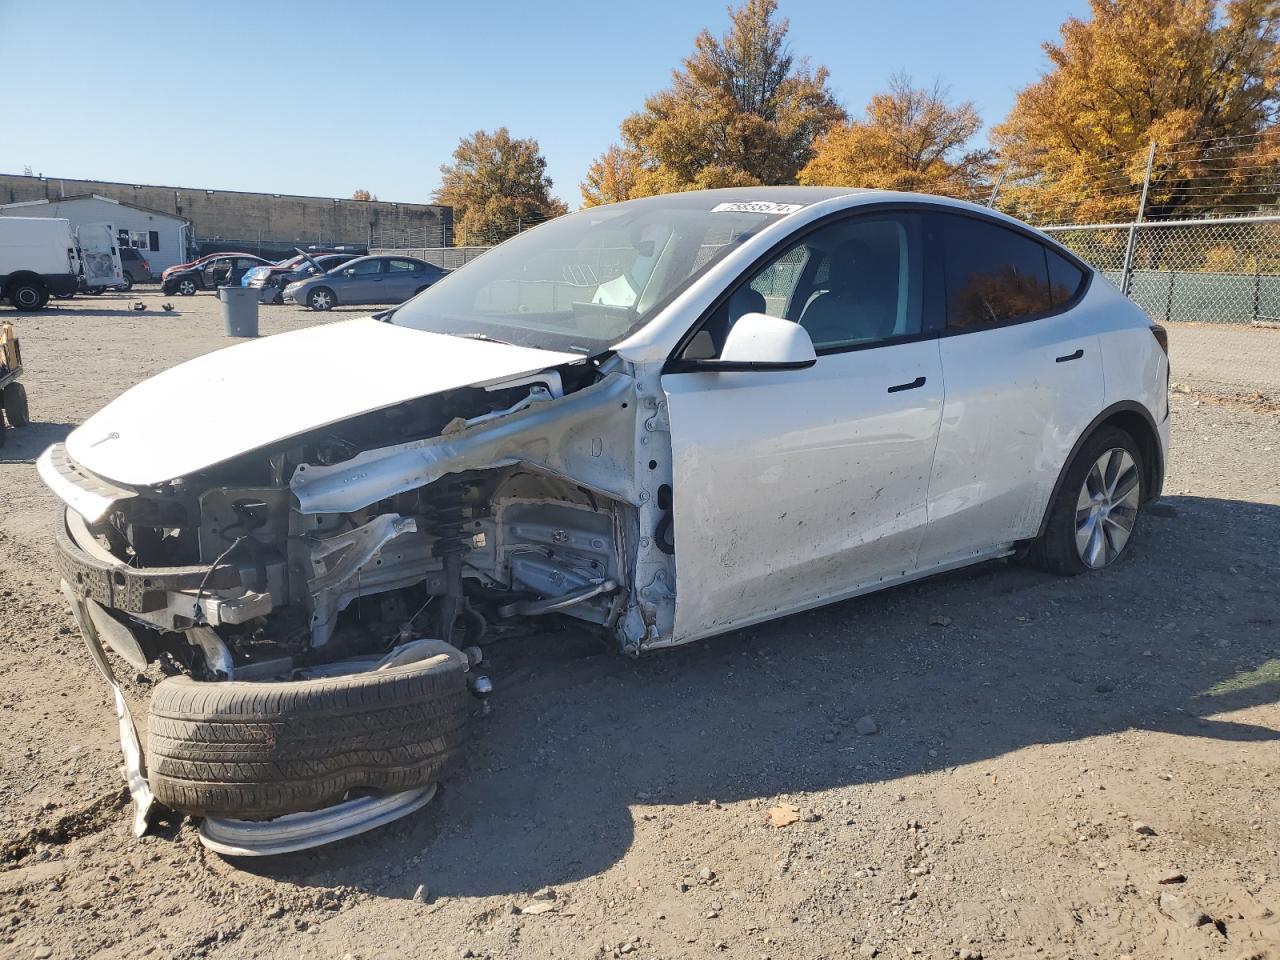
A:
[986,169,1007,209]
[1122,141,1157,296]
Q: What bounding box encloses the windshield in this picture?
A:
[389,193,807,355]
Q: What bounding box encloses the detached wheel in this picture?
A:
[1031,425,1145,575]
[177,278,198,296]
[8,280,46,312]
[146,644,473,820]
[2,383,29,428]
[307,287,335,311]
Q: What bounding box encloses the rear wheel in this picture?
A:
[120,272,134,292]
[2,383,29,428]
[307,287,335,311]
[7,280,46,312]
[1031,426,1144,575]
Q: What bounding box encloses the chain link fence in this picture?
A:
[1041,216,1280,326]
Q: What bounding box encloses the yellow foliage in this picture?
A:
[993,0,1280,223]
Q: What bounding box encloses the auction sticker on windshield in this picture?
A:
[710,201,806,215]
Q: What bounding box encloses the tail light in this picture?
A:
[141,259,151,272]
[1150,324,1169,356]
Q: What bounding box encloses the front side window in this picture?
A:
[936,214,1053,329]
[698,212,924,354]
[347,258,384,276]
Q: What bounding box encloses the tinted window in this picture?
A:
[702,212,924,354]
[937,214,1052,329]
[1046,247,1086,306]
[235,258,259,270]
[387,259,419,273]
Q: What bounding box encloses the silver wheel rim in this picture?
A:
[179,280,196,295]
[1075,448,1140,568]
[312,291,331,309]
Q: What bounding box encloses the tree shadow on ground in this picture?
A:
[227,494,1280,897]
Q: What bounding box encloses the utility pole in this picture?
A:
[1122,141,1157,296]
[986,168,1007,209]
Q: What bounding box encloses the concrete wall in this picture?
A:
[0,196,190,272]
[0,174,452,249]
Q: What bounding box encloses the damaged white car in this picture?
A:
[40,187,1170,855]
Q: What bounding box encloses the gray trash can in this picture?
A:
[217,285,259,337]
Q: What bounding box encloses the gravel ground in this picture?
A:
[0,290,1277,960]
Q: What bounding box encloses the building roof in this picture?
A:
[0,193,189,224]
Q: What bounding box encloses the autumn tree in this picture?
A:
[799,74,994,198]
[582,0,844,202]
[351,188,377,201]
[580,145,641,208]
[434,128,568,245]
[993,0,1280,223]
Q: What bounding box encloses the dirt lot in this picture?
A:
[1,290,1277,960]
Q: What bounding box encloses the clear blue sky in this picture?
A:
[0,0,1089,209]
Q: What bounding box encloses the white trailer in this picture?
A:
[0,217,79,311]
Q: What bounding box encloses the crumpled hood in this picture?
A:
[65,316,580,486]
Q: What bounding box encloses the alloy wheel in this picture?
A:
[310,290,332,310]
[1074,448,1140,568]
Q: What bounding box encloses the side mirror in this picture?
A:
[683,312,816,371]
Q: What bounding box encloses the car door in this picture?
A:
[915,211,1103,568]
[383,258,428,303]
[338,258,387,303]
[661,210,945,642]
[202,257,232,289]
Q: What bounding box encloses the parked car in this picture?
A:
[119,248,154,287]
[162,253,272,296]
[244,251,363,303]
[0,216,79,310]
[283,255,447,310]
[160,251,262,284]
[38,187,1169,855]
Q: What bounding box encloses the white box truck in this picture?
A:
[0,217,79,311]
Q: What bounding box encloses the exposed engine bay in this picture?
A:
[47,357,680,685]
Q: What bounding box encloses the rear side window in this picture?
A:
[387,259,419,272]
[936,214,1053,329]
[1046,247,1086,306]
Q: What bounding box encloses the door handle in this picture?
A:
[1056,348,1084,363]
[887,376,927,393]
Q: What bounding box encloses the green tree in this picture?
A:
[799,74,993,198]
[993,0,1280,223]
[583,0,845,200]
[434,128,568,245]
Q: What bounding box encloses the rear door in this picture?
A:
[78,223,124,289]
[916,211,1102,567]
[383,258,429,302]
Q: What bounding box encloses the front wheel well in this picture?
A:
[3,271,46,294]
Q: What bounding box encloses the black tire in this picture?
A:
[7,280,46,312]
[177,278,198,296]
[146,652,472,820]
[120,272,134,292]
[307,286,336,311]
[2,383,29,428]
[1029,425,1145,576]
